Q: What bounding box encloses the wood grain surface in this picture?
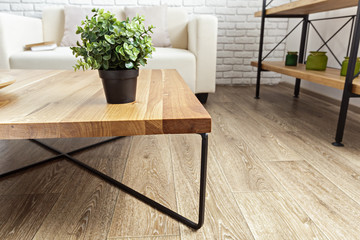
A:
[1,84,360,239]
[33,137,131,240]
[235,191,328,240]
[251,61,360,94]
[0,193,60,240]
[169,134,255,239]
[268,161,360,239]
[108,135,179,237]
[0,73,16,89]
[206,103,283,192]
[254,0,358,17]
[0,69,211,139]
[0,139,54,175]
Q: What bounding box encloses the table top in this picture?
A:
[0,69,211,139]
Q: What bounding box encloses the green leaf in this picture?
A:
[139,59,146,66]
[76,26,82,34]
[103,60,109,70]
[103,54,111,61]
[104,35,115,44]
[125,62,134,69]
[129,55,136,61]
[119,47,125,56]
[133,48,139,56]
[95,55,102,63]
[70,8,154,70]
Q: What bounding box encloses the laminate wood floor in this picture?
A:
[1,84,360,239]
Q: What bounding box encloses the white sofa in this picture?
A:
[0,7,218,99]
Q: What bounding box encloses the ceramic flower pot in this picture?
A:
[285,51,298,66]
[306,51,328,71]
[98,69,139,104]
[340,57,360,77]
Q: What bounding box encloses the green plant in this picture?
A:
[71,8,155,71]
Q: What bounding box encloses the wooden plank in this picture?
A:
[251,61,360,94]
[267,161,360,239]
[108,135,179,238]
[0,69,211,139]
[33,181,119,240]
[0,139,54,175]
[32,137,131,240]
[37,137,114,153]
[169,134,255,239]
[206,103,284,191]
[0,73,16,89]
[258,84,360,204]
[208,90,304,162]
[1,85,360,238]
[285,130,360,205]
[1,160,76,196]
[254,0,358,17]
[222,83,360,205]
[0,139,75,196]
[257,82,360,146]
[219,84,360,206]
[162,70,211,134]
[234,192,328,240]
[0,193,60,240]
[107,236,180,240]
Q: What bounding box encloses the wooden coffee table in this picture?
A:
[0,69,211,229]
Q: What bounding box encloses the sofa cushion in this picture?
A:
[60,6,124,47]
[9,47,196,92]
[144,48,196,92]
[10,47,77,69]
[42,7,187,50]
[124,5,171,48]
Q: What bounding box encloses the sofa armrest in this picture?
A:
[188,15,218,93]
[0,13,43,69]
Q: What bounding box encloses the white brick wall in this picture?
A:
[0,0,289,85]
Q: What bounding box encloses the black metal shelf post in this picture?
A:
[255,0,267,99]
[294,15,309,98]
[255,1,308,99]
[333,0,360,146]
[255,0,360,146]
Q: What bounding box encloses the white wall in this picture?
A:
[283,7,360,106]
[0,0,289,85]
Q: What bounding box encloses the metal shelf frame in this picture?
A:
[255,0,360,146]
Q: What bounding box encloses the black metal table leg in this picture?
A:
[333,0,360,146]
[255,0,267,99]
[1,134,209,230]
[0,155,62,178]
[294,15,309,98]
[0,137,122,178]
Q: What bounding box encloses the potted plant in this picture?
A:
[71,8,155,104]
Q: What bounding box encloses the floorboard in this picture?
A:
[267,160,360,240]
[169,134,255,239]
[108,135,179,238]
[234,191,329,240]
[1,84,360,239]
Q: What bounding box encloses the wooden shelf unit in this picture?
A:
[251,61,360,94]
[253,0,360,145]
[254,0,358,17]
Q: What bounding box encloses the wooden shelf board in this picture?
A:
[255,0,358,17]
[251,61,360,94]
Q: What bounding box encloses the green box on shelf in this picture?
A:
[340,57,360,77]
[306,51,328,71]
[285,51,298,66]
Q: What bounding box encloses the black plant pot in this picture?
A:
[98,69,139,104]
